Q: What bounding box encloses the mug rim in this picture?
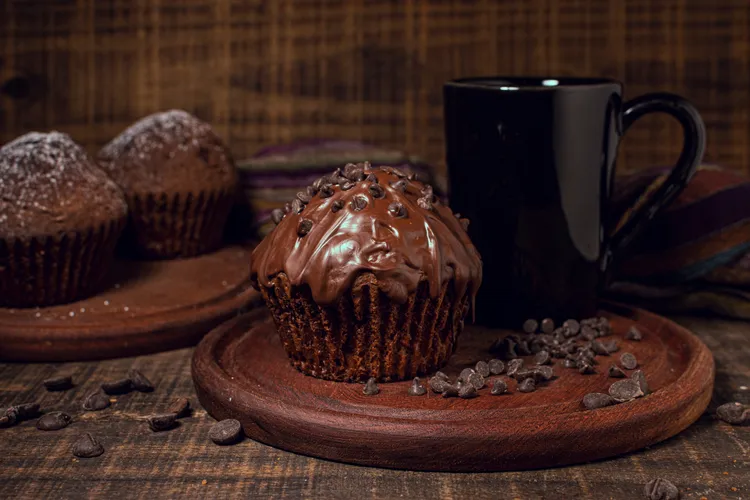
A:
[446,76,622,91]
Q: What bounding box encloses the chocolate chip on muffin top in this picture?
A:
[250,163,482,305]
[0,132,127,239]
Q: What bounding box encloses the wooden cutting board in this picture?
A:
[0,245,260,362]
[192,304,714,472]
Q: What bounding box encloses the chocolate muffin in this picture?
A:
[250,163,482,382]
[98,110,238,259]
[0,132,128,307]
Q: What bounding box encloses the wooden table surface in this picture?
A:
[1,315,748,499]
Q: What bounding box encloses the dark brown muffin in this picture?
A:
[98,110,238,259]
[250,163,482,382]
[0,132,128,307]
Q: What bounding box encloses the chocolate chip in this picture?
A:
[632,370,649,394]
[283,202,292,213]
[128,369,154,392]
[434,371,449,381]
[518,378,536,393]
[620,352,638,370]
[167,397,191,418]
[458,384,478,399]
[580,325,598,341]
[608,365,626,378]
[511,368,537,382]
[387,166,408,178]
[578,361,596,374]
[441,384,459,398]
[82,392,110,411]
[429,377,450,393]
[417,197,433,211]
[343,163,358,178]
[643,478,679,500]
[421,185,434,198]
[588,340,609,356]
[535,365,554,381]
[609,378,644,402]
[12,402,40,420]
[626,326,643,341]
[522,319,538,333]
[0,410,17,428]
[43,375,73,391]
[563,319,580,334]
[407,378,427,396]
[296,191,311,204]
[515,338,532,356]
[534,350,551,365]
[390,179,408,192]
[458,368,475,383]
[147,413,177,432]
[467,372,485,390]
[506,358,524,377]
[209,419,242,445]
[597,317,612,335]
[490,379,508,395]
[37,411,72,431]
[388,202,407,218]
[407,172,419,181]
[716,402,747,424]
[351,194,368,211]
[369,184,385,198]
[72,433,104,458]
[331,200,345,213]
[459,218,470,231]
[290,198,305,214]
[602,340,619,353]
[490,336,518,359]
[473,361,490,378]
[319,184,334,198]
[101,378,132,395]
[340,181,355,191]
[583,393,615,410]
[271,208,285,225]
[306,185,318,197]
[297,218,313,237]
[363,377,379,396]
[541,318,555,334]
[488,359,505,375]
[563,358,578,369]
[312,177,326,191]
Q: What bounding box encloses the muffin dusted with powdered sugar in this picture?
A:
[0,132,128,307]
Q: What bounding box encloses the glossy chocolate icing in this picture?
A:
[250,164,482,306]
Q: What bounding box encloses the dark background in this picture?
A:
[1,0,748,174]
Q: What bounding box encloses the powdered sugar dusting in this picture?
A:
[0,131,127,239]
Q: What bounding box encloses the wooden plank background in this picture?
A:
[1,0,749,174]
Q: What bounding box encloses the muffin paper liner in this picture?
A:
[0,217,126,308]
[124,187,235,259]
[259,272,470,382]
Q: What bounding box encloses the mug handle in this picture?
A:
[603,92,706,269]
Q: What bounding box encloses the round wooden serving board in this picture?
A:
[192,304,714,471]
[0,245,260,362]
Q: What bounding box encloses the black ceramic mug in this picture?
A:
[444,77,706,327]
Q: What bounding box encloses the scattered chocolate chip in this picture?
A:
[147,413,177,432]
[296,191,311,204]
[467,372,485,390]
[101,378,132,395]
[541,318,555,334]
[522,319,538,334]
[518,378,536,393]
[390,179,408,192]
[458,368,475,383]
[490,379,508,395]
[209,419,242,445]
[128,369,154,392]
[563,358,578,369]
[12,403,40,420]
[475,361,490,378]
[388,202,407,218]
[609,378,644,402]
[271,208,285,225]
[489,336,518,359]
[632,370,650,395]
[590,340,610,356]
[458,384,478,399]
[428,377,449,394]
[43,375,73,391]
[626,326,643,341]
[511,368,537,382]
[535,365,554,381]
[36,411,72,431]
[620,352,638,370]
[597,317,612,335]
[417,197,433,211]
[580,325,598,341]
[82,392,111,411]
[459,218,470,231]
[351,194,368,211]
[297,218,313,237]
[643,478,680,500]
[583,393,616,410]
[578,361,596,375]
[506,358,524,377]
[533,350,551,365]
[716,402,746,425]
[369,184,385,198]
[363,377,379,396]
[563,319,580,334]
[441,384,460,398]
[72,433,104,458]
[602,340,620,353]
[290,198,305,214]
[434,371,449,381]
[340,181,355,191]
[608,365,626,378]
[319,184,334,198]
[407,377,427,396]
[488,359,505,375]
[167,398,191,418]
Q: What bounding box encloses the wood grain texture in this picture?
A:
[0,245,260,362]
[192,305,714,471]
[1,0,749,175]
[0,314,747,499]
